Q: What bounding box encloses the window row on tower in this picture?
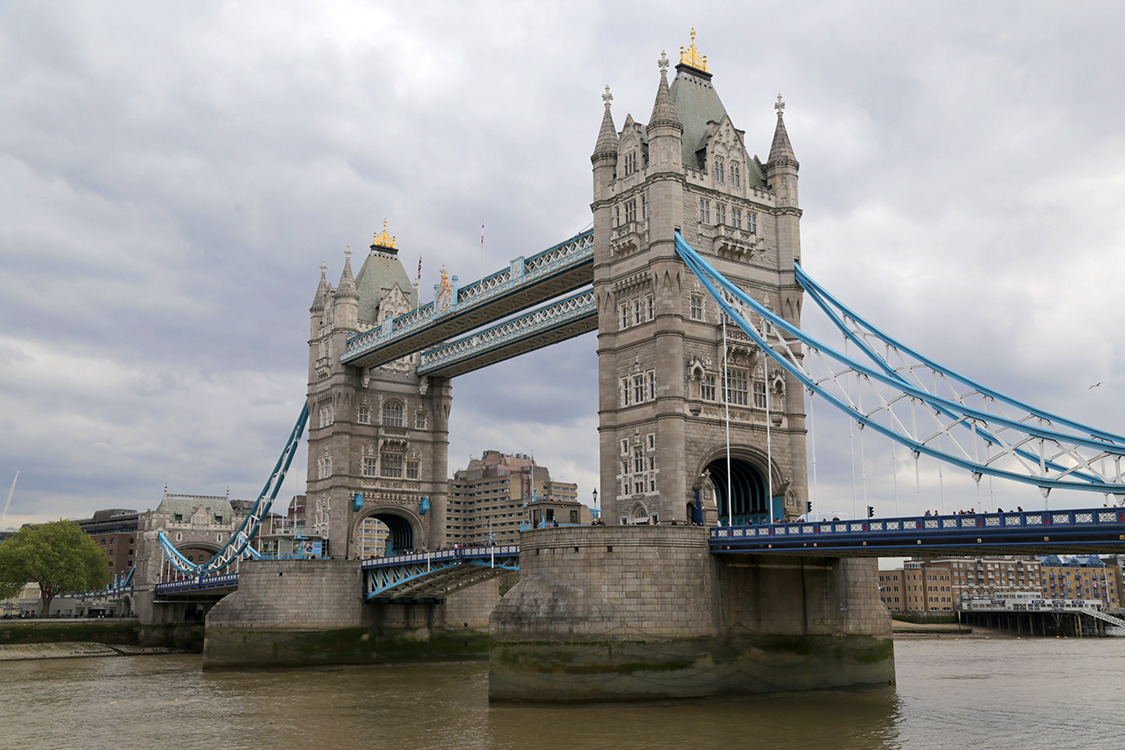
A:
[619,294,655,330]
[617,433,658,498]
[353,400,426,430]
[699,199,757,232]
[614,194,647,226]
[361,454,420,480]
[619,370,656,407]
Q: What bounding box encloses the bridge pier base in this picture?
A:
[489,526,894,702]
[201,558,501,669]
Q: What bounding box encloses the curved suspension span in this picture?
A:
[673,232,1125,497]
[158,403,309,575]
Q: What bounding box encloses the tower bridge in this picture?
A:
[133,33,1125,699]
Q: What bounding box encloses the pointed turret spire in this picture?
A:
[310,259,329,312]
[591,84,619,163]
[648,51,682,132]
[337,246,359,300]
[767,94,797,167]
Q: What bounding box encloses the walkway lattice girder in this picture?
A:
[417,290,596,377]
[343,231,593,370]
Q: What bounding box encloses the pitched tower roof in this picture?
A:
[354,220,418,323]
[648,51,682,132]
[310,260,330,311]
[767,93,798,167]
[591,85,619,162]
[668,31,727,168]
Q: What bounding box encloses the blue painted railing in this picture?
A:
[710,507,1125,554]
[154,572,240,594]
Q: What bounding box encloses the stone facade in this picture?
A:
[307,229,451,557]
[489,526,894,701]
[592,47,807,527]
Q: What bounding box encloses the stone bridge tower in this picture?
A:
[306,225,452,557]
[592,38,808,526]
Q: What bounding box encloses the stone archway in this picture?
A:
[351,507,424,556]
[627,500,651,525]
[176,541,220,565]
[697,447,779,525]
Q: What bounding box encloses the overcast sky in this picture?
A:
[2,1,1124,527]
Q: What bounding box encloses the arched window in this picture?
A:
[357,405,369,424]
[715,156,725,183]
[382,400,404,427]
[730,161,740,187]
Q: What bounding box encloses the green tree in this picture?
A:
[0,520,111,617]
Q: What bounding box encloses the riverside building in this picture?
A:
[880,555,1123,613]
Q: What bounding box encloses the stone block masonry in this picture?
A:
[489,526,894,702]
[202,558,501,669]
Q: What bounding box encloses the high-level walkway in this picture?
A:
[343,230,593,371]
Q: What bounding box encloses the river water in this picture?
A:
[3,638,1124,749]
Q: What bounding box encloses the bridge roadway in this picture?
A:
[144,507,1125,602]
[711,506,1125,557]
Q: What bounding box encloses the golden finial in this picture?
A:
[679,28,708,72]
[372,218,396,249]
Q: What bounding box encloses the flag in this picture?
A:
[416,256,422,280]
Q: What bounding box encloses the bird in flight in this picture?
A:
[1090,382,1104,389]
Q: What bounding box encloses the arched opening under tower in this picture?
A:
[704,456,772,525]
[355,510,416,556]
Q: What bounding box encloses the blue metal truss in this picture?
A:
[344,230,593,369]
[673,232,1125,497]
[157,403,308,576]
[362,546,519,601]
[417,290,596,377]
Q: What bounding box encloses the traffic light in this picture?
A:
[867,505,875,518]
[806,501,812,513]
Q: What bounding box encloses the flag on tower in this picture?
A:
[416,256,422,280]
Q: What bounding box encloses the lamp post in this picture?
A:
[592,488,598,523]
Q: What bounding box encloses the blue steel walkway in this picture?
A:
[362,545,519,602]
[710,507,1125,557]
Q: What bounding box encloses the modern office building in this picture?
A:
[447,450,583,545]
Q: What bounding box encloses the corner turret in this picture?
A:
[335,247,360,332]
[591,85,619,202]
[646,51,683,173]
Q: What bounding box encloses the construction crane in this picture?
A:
[1,471,18,529]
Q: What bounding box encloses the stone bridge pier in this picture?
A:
[489,526,894,701]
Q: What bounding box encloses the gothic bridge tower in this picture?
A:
[592,36,808,526]
[306,224,452,557]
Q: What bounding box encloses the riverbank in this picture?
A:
[0,642,180,661]
[0,617,139,647]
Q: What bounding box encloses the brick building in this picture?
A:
[76,508,139,578]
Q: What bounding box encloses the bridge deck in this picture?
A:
[710,507,1125,557]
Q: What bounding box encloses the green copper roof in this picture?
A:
[669,65,728,169]
[355,249,418,324]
